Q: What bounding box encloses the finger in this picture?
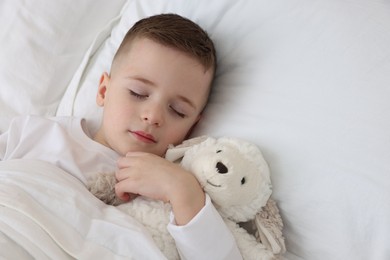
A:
[116,192,138,202]
[115,181,138,201]
[117,156,133,169]
[117,152,150,169]
[125,151,148,157]
[115,168,133,182]
[115,169,122,181]
[116,190,130,202]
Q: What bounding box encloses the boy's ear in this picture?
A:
[96,72,110,106]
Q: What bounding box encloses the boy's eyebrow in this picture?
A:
[177,95,197,110]
[130,76,156,86]
[130,76,197,110]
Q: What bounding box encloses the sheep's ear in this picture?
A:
[165,135,209,162]
[254,199,286,255]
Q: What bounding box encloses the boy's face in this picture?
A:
[94,37,213,156]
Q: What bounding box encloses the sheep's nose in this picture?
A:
[216,162,228,174]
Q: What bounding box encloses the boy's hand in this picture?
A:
[115,152,205,225]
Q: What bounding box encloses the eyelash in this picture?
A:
[170,106,186,118]
[130,90,147,99]
[130,90,186,118]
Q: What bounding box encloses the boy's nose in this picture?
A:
[142,104,164,126]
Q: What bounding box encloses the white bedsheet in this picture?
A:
[0,159,166,259]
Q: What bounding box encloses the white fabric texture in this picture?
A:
[0,116,119,184]
[0,0,126,132]
[167,195,242,260]
[56,0,390,259]
[0,159,165,259]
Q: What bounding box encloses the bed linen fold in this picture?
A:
[0,159,166,259]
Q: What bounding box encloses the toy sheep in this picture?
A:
[88,136,286,260]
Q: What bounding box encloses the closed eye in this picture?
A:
[130,90,148,99]
[169,105,186,118]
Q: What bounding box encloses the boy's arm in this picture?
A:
[116,152,206,225]
[167,194,243,260]
[115,153,242,258]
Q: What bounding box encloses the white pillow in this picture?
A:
[57,0,390,259]
[0,0,126,131]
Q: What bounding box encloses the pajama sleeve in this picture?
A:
[167,194,243,260]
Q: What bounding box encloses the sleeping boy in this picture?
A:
[0,14,242,259]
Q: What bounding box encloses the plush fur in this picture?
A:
[88,136,286,260]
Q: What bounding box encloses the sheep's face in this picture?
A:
[180,137,272,221]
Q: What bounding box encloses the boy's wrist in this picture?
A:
[169,175,206,225]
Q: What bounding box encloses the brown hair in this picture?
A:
[111,13,216,76]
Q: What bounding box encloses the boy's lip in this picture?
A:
[130,130,157,143]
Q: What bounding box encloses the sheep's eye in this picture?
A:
[241,177,246,185]
[216,150,222,153]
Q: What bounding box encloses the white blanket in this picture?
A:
[0,159,166,259]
